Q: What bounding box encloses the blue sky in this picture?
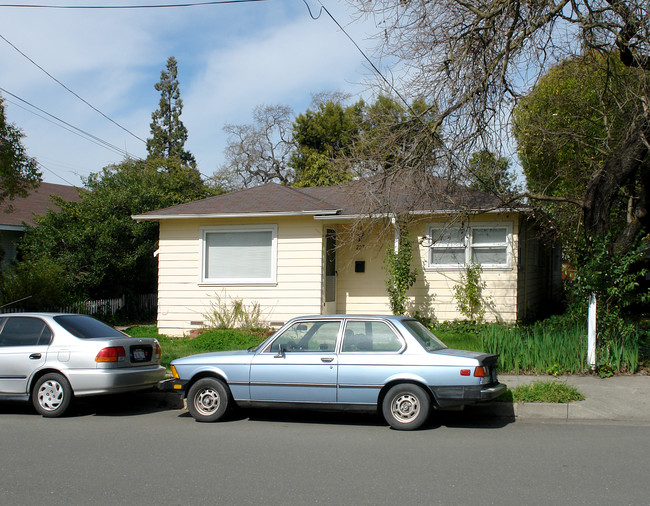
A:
[1,0,382,186]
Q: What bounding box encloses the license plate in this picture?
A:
[133,349,146,361]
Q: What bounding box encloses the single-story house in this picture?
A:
[0,182,80,266]
[134,176,562,337]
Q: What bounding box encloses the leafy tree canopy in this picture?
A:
[217,94,439,189]
[0,95,41,204]
[290,99,364,187]
[513,52,646,247]
[467,150,518,196]
[11,158,213,304]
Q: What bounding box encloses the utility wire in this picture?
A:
[37,161,79,187]
[4,96,136,157]
[1,87,137,159]
[304,0,411,111]
[0,32,145,144]
[0,0,267,8]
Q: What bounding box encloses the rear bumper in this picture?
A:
[67,365,167,397]
[431,382,507,408]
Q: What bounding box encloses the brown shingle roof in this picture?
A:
[0,182,81,228]
[134,176,510,220]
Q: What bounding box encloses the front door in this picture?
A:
[249,320,341,403]
[323,229,337,314]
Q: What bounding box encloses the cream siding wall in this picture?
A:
[335,214,520,323]
[157,217,324,336]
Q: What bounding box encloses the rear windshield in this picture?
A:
[402,320,447,351]
[54,315,125,339]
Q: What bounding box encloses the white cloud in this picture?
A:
[1,1,381,185]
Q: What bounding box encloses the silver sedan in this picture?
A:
[0,313,166,417]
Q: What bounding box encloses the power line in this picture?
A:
[0,0,267,8]
[36,161,79,187]
[0,87,138,159]
[303,0,411,111]
[0,32,145,144]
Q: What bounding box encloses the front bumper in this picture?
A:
[157,378,188,395]
[431,382,507,408]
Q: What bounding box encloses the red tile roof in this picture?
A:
[0,182,81,228]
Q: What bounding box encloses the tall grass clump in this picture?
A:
[482,319,588,374]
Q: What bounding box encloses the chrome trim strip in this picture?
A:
[249,381,336,388]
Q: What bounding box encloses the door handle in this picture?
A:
[29,353,42,360]
[321,357,334,363]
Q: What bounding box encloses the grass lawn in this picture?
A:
[126,326,268,369]
[501,381,585,403]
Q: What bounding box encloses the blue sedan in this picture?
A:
[166,315,506,430]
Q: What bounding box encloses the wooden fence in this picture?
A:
[0,293,157,318]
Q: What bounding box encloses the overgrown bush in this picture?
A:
[203,293,265,331]
[0,256,72,309]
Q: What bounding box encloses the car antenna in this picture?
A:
[0,295,33,309]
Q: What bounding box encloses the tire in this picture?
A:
[32,373,73,418]
[382,384,430,430]
[186,378,230,423]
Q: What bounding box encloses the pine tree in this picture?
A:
[146,57,196,168]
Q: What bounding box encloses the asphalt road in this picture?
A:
[1,394,649,505]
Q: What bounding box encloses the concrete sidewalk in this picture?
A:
[491,374,650,422]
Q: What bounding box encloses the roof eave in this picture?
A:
[132,209,340,221]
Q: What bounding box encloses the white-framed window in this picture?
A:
[427,223,511,269]
[200,225,277,285]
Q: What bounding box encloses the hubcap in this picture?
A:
[38,380,64,411]
[194,387,220,416]
[391,393,420,423]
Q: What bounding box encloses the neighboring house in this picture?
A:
[134,177,562,337]
[0,182,80,266]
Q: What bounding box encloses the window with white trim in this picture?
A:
[427,223,511,269]
[201,225,277,284]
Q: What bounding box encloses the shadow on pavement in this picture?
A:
[181,401,517,431]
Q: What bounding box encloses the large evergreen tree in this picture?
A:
[147,57,196,168]
[0,94,41,204]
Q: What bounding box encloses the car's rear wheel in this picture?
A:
[382,383,430,430]
[32,373,73,417]
[187,378,230,423]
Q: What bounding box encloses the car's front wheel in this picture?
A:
[382,383,431,430]
[186,378,230,423]
[32,373,73,417]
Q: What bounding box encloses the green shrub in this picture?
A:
[509,381,585,403]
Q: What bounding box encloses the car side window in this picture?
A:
[266,321,341,353]
[0,317,53,347]
[342,321,403,353]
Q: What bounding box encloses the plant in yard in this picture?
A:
[567,234,647,373]
[509,381,585,403]
[453,263,490,322]
[384,226,417,316]
[203,292,265,330]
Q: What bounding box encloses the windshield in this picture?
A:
[402,320,447,351]
[54,315,126,339]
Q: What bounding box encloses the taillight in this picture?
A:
[95,346,126,363]
[154,342,162,360]
[474,366,489,377]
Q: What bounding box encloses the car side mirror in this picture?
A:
[274,343,287,358]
